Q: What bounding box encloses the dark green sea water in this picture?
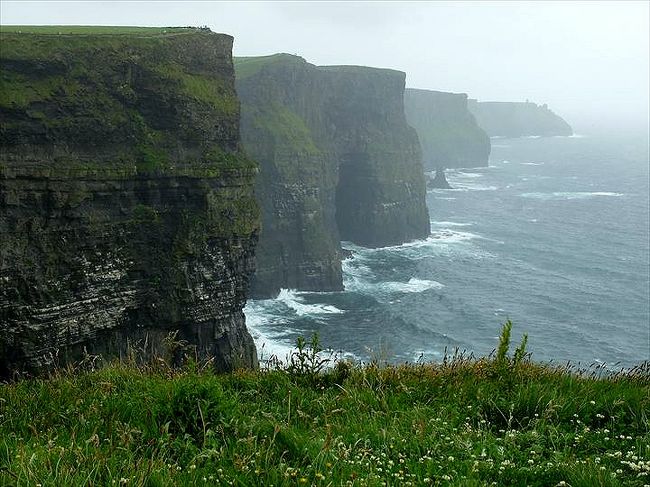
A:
[246,133,650,368]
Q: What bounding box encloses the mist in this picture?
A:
[2,1,648,134]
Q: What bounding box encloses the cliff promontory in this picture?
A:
[404,89,490,169]
[0,27,260,375]
[235,55,430,297]
[467,100,573,137]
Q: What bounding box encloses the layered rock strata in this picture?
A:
[0,27,259,376]
[235,55,430,297]
[404,88,491,169]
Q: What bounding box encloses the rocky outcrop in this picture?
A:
[0,27,260,376]
[467,100,573,137]
[404,89,490,169]
[428,169,452,189]
[235,55,430,298]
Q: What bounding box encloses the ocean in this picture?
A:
[245,132,650,369]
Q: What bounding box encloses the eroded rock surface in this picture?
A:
[0,28,259,375]
[235,55,430,297]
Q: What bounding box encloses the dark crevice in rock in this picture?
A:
[235,55,430,298]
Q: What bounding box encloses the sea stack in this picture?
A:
[428,169,453,189]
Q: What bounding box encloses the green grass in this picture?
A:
[234,54,306,80]
[1,327,648,486]
[0,25,196,35]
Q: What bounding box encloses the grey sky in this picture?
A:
[2,1,648,132]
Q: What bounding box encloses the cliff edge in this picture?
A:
[0,27,260,375]
[235,55,430,297]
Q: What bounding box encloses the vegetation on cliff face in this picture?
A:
[235,54,430,297]
[0,325,648,486]
[0,27,260,376]
[0,26,246,179]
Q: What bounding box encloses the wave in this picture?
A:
[520,162,544,166]
[431,221,474,227]
[380,278,444,293]
[435,183,498,192]
[276,288,343,316]
[451,171,483,178]
[244,301,297,362]
[521,191,624,200]
[558,134,586,138]
[342,264,444,297]
[342,230,489,266]
[245,292,352,366]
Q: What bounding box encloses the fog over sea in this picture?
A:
[245,133,650,368]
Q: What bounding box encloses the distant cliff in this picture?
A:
[404,89,490,169]
[235,54,430,297]
[468,100,573,137]
[0,27,259,375]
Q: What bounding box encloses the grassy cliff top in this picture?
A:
[234,53,308,79]
[0,25,202,36]
[319,64,405,77]
[0,25,245,177]
[1,344,647,486]
[406,87,468,99]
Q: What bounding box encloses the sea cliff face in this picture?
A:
[235,55,430,298]
[467,100,573,137]
[0,28,259,375]
[404,89,490,169]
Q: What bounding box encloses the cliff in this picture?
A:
[235,55,430,297]
[404,89,490,169]
[467,100,573,137]
[0,27,260,376]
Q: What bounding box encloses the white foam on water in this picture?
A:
[491,144,511,148]
[444,171,498,191]
[520,162,544,166]
[521,191,624,201]
[501,160,511,164]
[380,278,445,294]
[431,221,474,227]
[343,230,489,266]
[245,292,356,368]
[558,134,586,138]
[244,300,296,363]
[448,183,498,191]
[276,288,344,316]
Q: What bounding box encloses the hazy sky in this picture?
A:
[2,1,648,132]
